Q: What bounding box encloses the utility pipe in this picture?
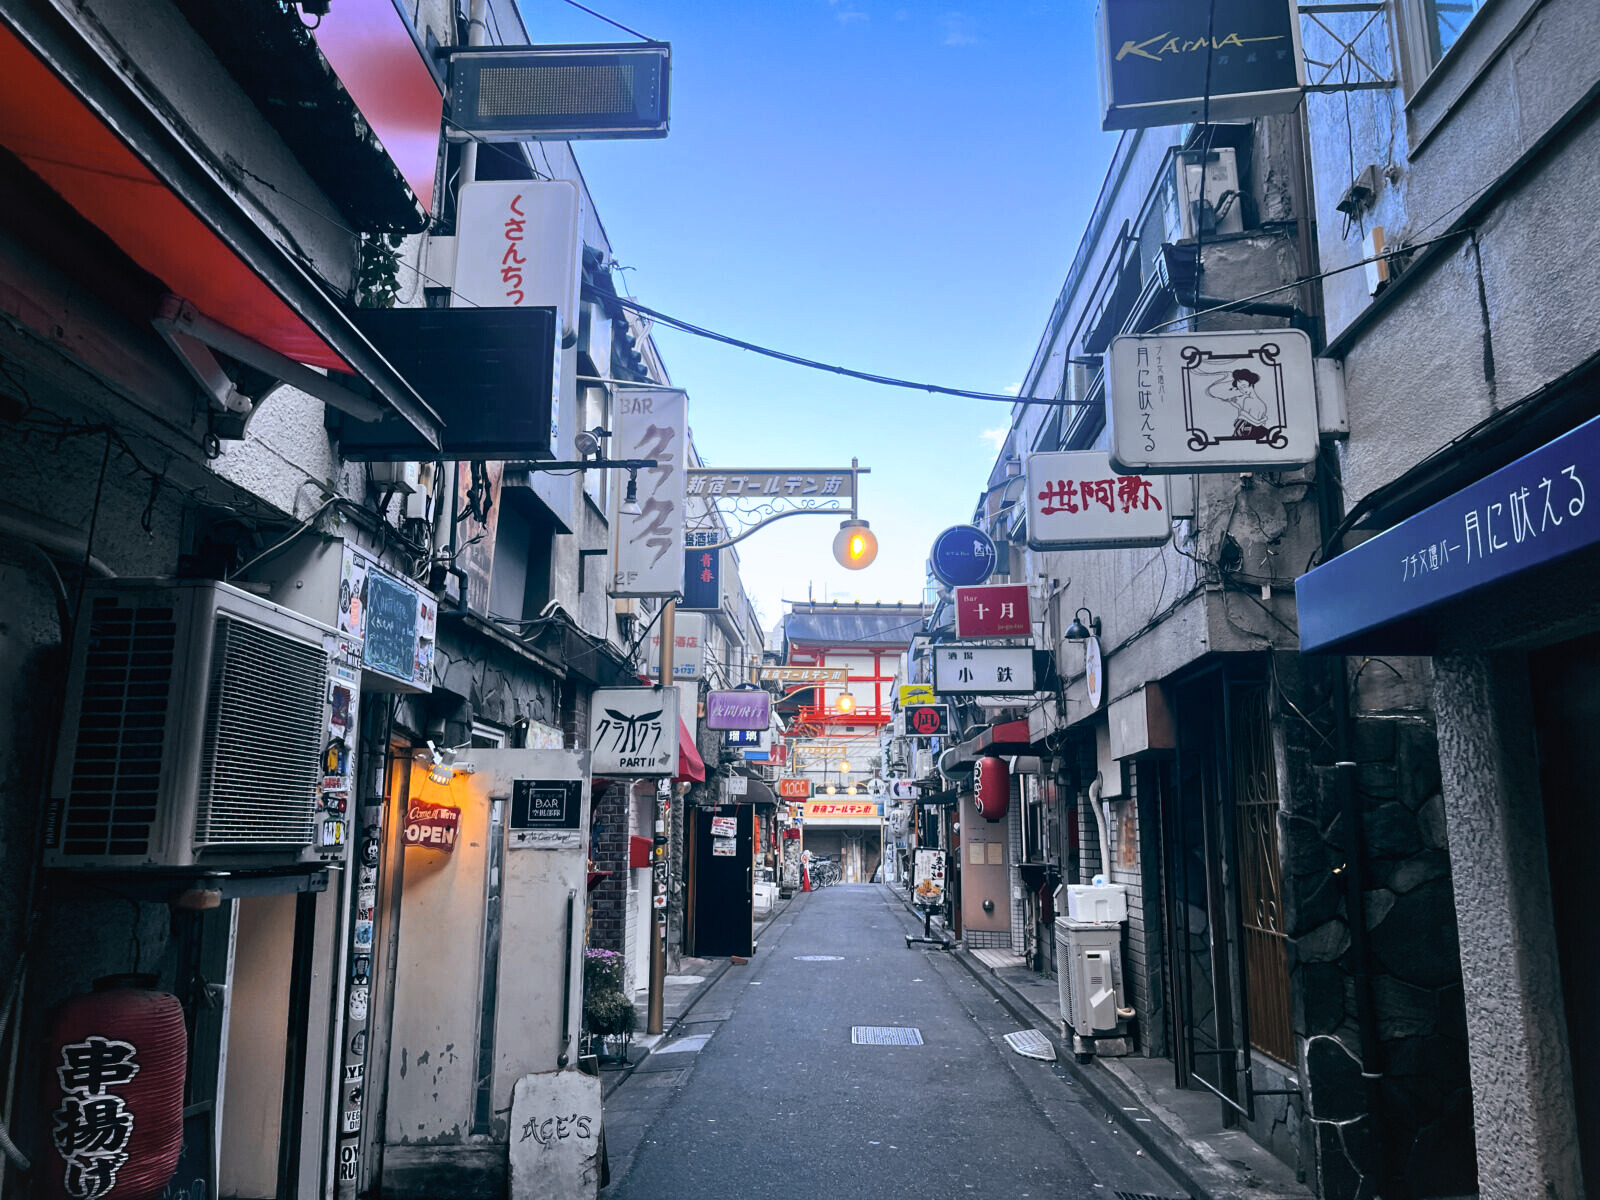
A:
[1087,772,1112,883]
[647,600,676,1035]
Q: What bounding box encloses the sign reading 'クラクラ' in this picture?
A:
[612,388,687,597]
[1026,451,1172,550]
[590,687,681,776]
[954,584,1032,638]
[1098,0,1305,130]
[934,646,1036,695]
[1107,329,1317,472]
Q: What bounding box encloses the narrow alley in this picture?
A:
[600,885,1184,1200]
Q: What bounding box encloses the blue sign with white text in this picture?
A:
[929,525,997,587]
[1297,414,1599,653]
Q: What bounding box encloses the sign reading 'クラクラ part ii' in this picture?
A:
[1026,450,1172,550]
[590,687,681,776]
[1107,330,1318,472]
[1098,0,1304,130]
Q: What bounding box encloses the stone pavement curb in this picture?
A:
[884,882,1238,1200]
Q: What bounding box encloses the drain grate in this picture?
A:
[852,1026,923,1045]
[1003,1029,1057,1061]
[1114,1193,1190,1200]
[794,955,844,961]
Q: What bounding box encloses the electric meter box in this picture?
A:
[1065,883,1128,924]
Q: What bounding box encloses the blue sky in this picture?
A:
[520,0,1120,631]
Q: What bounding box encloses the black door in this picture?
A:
[691,805,754,958]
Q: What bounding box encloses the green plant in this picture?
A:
[582,948,634,1036]
[356,232,405,308]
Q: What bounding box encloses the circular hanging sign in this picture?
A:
[1084,634,1104,709]
[929,525,997,588]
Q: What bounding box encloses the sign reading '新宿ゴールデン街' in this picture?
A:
[1098,0,1305,130]
[1025,450,1172,551]
[1107,330,1318,473]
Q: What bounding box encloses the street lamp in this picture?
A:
[835,693,856,715]
[832,519,878,570]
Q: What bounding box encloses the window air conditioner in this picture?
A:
[46,579,338,870]
[1176,147,1245,242]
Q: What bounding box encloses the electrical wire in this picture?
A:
[554,0,655,41]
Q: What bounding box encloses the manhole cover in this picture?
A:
[794,955,844,961]
[1003,1029,1057,1061]
[852,1026,923,1045]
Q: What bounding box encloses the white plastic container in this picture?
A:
[1065,883,1128,924]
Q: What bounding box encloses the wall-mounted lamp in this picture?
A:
[832,519,878,570]
[621,469,641,515]
[1064,608,1101,641]
[573,426,611,460]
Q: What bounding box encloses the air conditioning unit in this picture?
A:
[1176,147,1245,242]
[1055,917,1131,1056]
[45,579,340,870]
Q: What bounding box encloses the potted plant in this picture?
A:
[582,948,635,1061]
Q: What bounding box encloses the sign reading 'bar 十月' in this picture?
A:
[954,584,1032,638]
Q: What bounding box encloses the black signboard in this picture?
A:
[1099,0,1303,131]
[906,704,950,739]
[510,779,584,830]
[363,569,418,681]
[681,546,721,611]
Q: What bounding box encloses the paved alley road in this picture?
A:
[601,885,1185,1200]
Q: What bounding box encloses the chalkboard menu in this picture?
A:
[363,569,418,681]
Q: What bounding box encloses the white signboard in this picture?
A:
[933,645,1036,695]
[711,815,738,837]
[453,180,580,327]
[613,389,688,596]
[641,611,705,680]
[1025,450,1172,551]
[1107,329,1317,473]
[589,687,680,776]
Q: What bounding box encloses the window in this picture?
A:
[580,383,611,513]
[1421,0,1487,65]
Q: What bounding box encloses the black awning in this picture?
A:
[337,306,559,461]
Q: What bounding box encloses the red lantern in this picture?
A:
[44,975,186,1200]
[976,757,1010,821]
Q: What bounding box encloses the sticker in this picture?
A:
[320,818,346,847]
[653,894,667,908]
[342,1108,361,1134]
[353,920,374,951]
[330,683,353,729]
[351,955,372,986]
[343,1063,365,1084]
[357,884,376,909]
[359,865,377,887]
[338,1143,359,1180]
[348,986,369,1021]
[350,1030,367,1057]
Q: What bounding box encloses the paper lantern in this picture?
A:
[975,757,1010,821]
[45,976,186,1200]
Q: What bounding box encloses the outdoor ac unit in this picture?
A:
[1055,918,1127,1040]
[46,579,337,870]
[1176,147,1245,242]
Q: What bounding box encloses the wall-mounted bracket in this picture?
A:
[1299,3,1398,92]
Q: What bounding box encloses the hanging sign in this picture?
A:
[711,815,738,838]
[642,611,705,680]
[682,547,721,611]
[590,687,681,776]
[403,800,462,851]
[929,524,998,587]
[508,779,585,849]
[686,468,856,501]
[705,690,771,731]
[1026,450,1172,550]
[899,683,935,707]
[454,180,581,317]
[777,777,812,800]
[1084,634,1105,709]
[954,584,1032,638]
[1098,0,1305,131]
[905,704,950,738]
[933,645,1036,694]
[613,388,688,597]
[759,666,849,685]
[1107,329,1318,472]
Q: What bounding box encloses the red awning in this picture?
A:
[677,720,706,783]
[0,24,344,370]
